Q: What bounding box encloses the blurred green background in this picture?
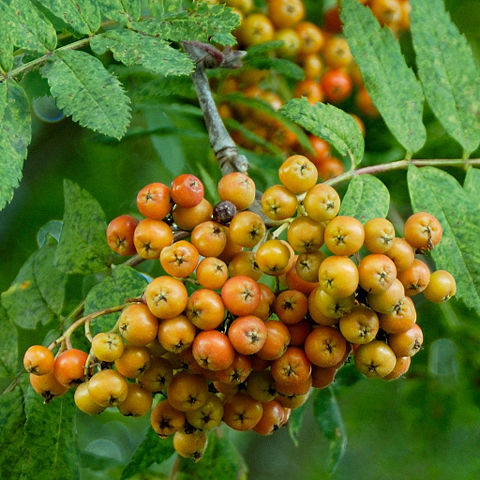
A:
[2,0,480,478]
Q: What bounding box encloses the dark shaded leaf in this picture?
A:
[55,179,111,275]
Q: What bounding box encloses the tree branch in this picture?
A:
[325,158,480,187]
[182,41,249,175]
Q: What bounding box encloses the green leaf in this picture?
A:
[280,97,364,166]
[0,18,13,71]
[120,0,141,20]
[2,244,67,329]
[91,30,194,76]
[288,397,310,447]
[245,40,284,57]
[245,57,304,80]
[177,430,247,480]
[464,167,480,196]
[42,50,131,139]
[0,303,18,378]
[84,265,148,334]
[94,0,133,23]
[341,0,426,154]
[338,174,390,222]
[41,0,101,35]
[410,0,480,156]
[0,80,31,211]
[133,76,195,102]
[0,388,26,477]
[20,390,80,480]
[0,0,57,52]
[132,3,240,46]
[37,220,63,247]
[408,165,480,314]
[121,430,174,480]
[313,387,347,473]
[149,0,184,17]
[55,179,110,275]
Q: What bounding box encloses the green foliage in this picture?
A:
[0,81,31,210]
[41,0,101,35]
[121,430,174,480]
[84,266,148,334]
[54,180,111,275]
[42,50,131,140]
[244,57,305,81]
[280,97,364,166]
[20,390,79,480]
[2,243,66,329]
[219,93,312,152]
[287,397,310,447]
[91,29,194,76]
[0,18,13,71]
[0,303,18,378]
[339,175,390,222]
[132,76,195,102]
[313,387,347,473]
[0,0,57,53]
[0,387,26,476]
[407,166,480,314]
[132,3,240,46]
[410,0,480,156]
[177,430,247,480]
[341,0,426,155]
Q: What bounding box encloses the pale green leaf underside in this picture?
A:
[41,0,101,35]
[42,50,131,139]
[0,0,57,52]
[313,388,347,473]
[132,3,240,46]
[339,174,390,222]
[408,165,480,314]
[410,0,480,156]
[280,97,364,166]
[55,179,111,275]
[21,390,79,480]
[91,29,194,76]
[0,81,31,211]
[1,244,66,329]
[341,0,426,154]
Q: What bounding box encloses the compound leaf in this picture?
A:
[84,265,148,334]
[408,165,480,314]
[2,243,66,329]
[0,80,31,211]
[95,0,140,22]
[339,174,390,222]
[0,0,57,52]
[177,430,247,480]
[41,0,101,35]
[55,179,110,275]
[410,0,480,156]
[313,387,347,473]
[280,97,364,166]
[132,3,240,46]
[42,50,131,140]
[121,430,174,480]
[20,390,79,480]
[91,29,194,76]
[341,0,426,155]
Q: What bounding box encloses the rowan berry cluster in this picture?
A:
[213,0,411,179]
[23,154,455,462]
